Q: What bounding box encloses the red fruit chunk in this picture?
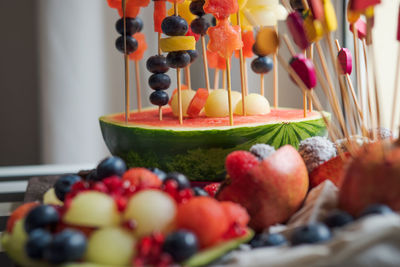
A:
[129,32,148,61]
[207,50,227,70]
[204,0,238,20]
[350,0,381,12]
[235,30,254,59]
[167,0,185,4]
[286,12,309,51]
[204,182,221,197]
[6,202,39,233]
[107,0,120,9]
[290,54,317,89]
[129,0,150,7]
[168,84,188,105]
[220,201,249,227]
[117,4,140,18]
[154,1,167,33]
[308,0,324,21]
[177,197,229,247]
[187,88,209,117]
[349,19,367,40]
[122,168,162,189]
[207,19,243,59]
[186,26,200,42]
[309,153,351,188]
[225,151,259,180]
[337,48,352,75]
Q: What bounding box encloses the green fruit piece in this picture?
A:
[100,108,329,181]
[63,191,120,227]
[124,189,176,237]
[184,229,254,267]
[85,227,136,266]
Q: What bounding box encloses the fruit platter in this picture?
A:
[3,0,400,266]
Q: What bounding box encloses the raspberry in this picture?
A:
[225,151,259,180]
[122,168,162,189]
[204,183,221,197]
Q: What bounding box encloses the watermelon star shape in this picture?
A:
[207,20,243,59]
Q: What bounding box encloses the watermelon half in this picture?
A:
[100,107,329,181]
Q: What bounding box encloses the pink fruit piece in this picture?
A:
[286,12,310,51]
[308,0,324,21]
[225,151,259,180]
[349,19,367,40]
[337,48,352,75]
[350,0,381,12]
[290,54,317,89]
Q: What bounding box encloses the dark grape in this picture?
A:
[167,51,191,68]
[360,204,393,218]
[148,73,171,90]
[146,55,169,73]
[190,17,210,35]
[187,50,199,63]
[163,230,198,262]
[323,210,354,228]
[250,233,287,248]
[96,156,127,179]
[54,175,82,201]
[24,205,60,233]
[291,223,332,246]
[150,91,169,106]
[25,229,52,259]
[115,18,143,35]
[189,0,206,16]
[251,56,274,74]
[161,16,188,36]
[163,172,190,190]
[115,36,138,54]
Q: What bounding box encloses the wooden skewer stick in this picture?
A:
[352,25,363,117]
[226,58,234,126]
[244,57,249,95]
[201,36,211,91]
[122,0,130,122]
[174,3,182,125]
[237,11,246,116]
[214,69,219,90]
[185,67,191,89]
[362,39,375,137]
[158,32,162,55]
[391,45,400,132]
[260,74,265,96]
[273,25,279,108]
[134,60,142,112]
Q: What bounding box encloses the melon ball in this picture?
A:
[85,227,136,266]
[204,89,241,117]
[123,189,177,237]
[234,93,271,115]
[63,191,120,227]
[170,89,196,117]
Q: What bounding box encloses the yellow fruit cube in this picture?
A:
[304,15,323,43]
[167,0,197,24]
[323,0,337,32]
[160,36,196,52]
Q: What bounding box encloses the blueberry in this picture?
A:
[24,205,60,233]
[190,17,210,35]
[150,91,169,106]
[251,56,274,74]
[193,187,208,196]
[54,175,81,201]
[164,172,190,190]
[163,230,198,262]
[146,55,169,73]
[250,233,287,248]
[189,0,206,16]
[291,223,332,246]
[323,210,353,228]
[115,17,143,35]
[148,73,171,90]
[86,169,98,181]
[162,15,188,36]
[187,50,199,63]
[96,156,127,180]
[25,229,52,259]
[115,36,138,54]
[148,167,167,181]
[360,204,393,218]
[167,51,191,69]
[43,229,87,264]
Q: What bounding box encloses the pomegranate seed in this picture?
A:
[91,182,108,193]
[115,196,127,212]
[122,220,137,231]
[162,180,178,199]
[177,188,194,204]
[223,223,247,239]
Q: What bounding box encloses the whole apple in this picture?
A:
[217,145,309,232]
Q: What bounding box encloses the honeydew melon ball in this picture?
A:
[171,89,196,117]
[123,189,177,237]
[85,227,136,266]
[63,191,120,227]
[246,7,277,26]
[205,89,242,117]
[234,93,271,115]
[43,188,63,206]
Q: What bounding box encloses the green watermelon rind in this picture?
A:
[100,111,330,181]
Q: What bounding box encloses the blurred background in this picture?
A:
[0,0,397,167]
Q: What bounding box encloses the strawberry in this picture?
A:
[309,153,351,188]
[204,183,221,197]
[225,151,259,180]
